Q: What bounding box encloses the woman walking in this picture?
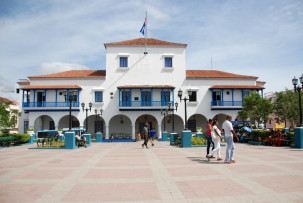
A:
[206,121,223,161]
[206,119,215,158]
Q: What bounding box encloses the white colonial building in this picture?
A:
[17,38,265,140]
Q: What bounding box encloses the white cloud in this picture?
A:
[36,62,90,75]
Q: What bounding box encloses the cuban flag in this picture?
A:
[140,17,146,36]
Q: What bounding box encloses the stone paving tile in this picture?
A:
[0,159,38,168]
[83,168,154,179]
[176,178,254,198]
[12,169,71,179]
[167,166,220,177]
[62,182,161,202]
[95,158,149,167]
[40,158,88,167]
[225,164,281,174]
[0,170,12,177]
[0,183,55,203]
[1,141,303,202]
[251,175,303,193]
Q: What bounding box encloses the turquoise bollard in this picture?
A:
[96,132,103,142]
[294,127,303,149]
[170,132,177,146]
[181,130,192,148]
[162,131,168,141]
[29,133,35,144]
[65,132,77,149]
[83,134,91,147]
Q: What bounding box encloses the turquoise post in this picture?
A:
[96,132,103,142]
[65,132,77,149]
[83,134,91,147]
[29,133,35,144]
[162,131,168,141]
[294,127,303,149]
[181,130,192,148]
[170,132,177,146]
[196,132,202,138]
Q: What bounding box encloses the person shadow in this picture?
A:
[187,157,226,164]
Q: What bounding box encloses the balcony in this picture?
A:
[23,102,80,109]
[211,101,243,110]
[119,101,171,110]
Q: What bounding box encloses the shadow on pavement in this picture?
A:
[187,157,226,164]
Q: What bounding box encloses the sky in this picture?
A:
[0,0,303,100]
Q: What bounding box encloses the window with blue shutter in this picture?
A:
[120,57,128,67]
[95,91,103,102]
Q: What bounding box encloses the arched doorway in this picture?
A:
[109,114,132,139]
[83,115,105,138]
[213,113,228,128]
[34,115,55,132]
[188,114,208,134]
[162,114,184,134]
[58,115,80,130]
[135,114,158,138]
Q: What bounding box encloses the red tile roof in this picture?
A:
[104,38,187,47]
[17,80,30,84]
[21,85,82,90]
[256,81,266,84]
[186,70,258,79]
[117,85,175,89]
[210,85,265,89]
[29,70,106,78]
[0,97,18,105]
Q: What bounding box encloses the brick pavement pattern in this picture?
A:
[1,141,303,202]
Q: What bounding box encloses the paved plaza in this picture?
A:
[1,141,303,203]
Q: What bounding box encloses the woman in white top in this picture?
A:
[206,121,223,161]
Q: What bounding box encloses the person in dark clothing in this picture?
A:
[141,122,149,149]
[206,119,215,158]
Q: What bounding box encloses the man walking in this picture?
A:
[142,122,149,149]
[222,115,239,164]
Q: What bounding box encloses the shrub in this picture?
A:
[192,137,207,145]
[11,134,30,144]
[0,133,30,145]
[252,130,271,141]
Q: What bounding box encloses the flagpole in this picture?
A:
[144,11,148,55]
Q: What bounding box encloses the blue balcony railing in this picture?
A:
[211,101,243,106]
[23,102,79,108]
[119,101,171,107]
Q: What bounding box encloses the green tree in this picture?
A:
[273,90,301,129]
[238,92,273,128]
[0,100,21,132]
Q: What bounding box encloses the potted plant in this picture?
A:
[26,128,34,135]
[196,127,202,133]
[58,129,63,134]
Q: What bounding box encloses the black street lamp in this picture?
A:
[292,74,303,127]
[64,90,77,131]
[168,101,178,132]
[81,102,92,133]
[95,108,103,118]
[161,108,168,132]
[178,88,192,130]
